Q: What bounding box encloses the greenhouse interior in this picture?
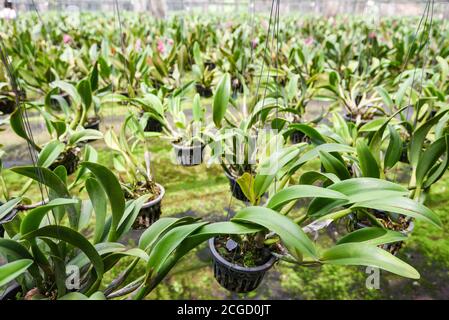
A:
[0,0,449,302]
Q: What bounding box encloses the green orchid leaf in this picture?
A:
[232,206,318,260]
[320,243,420,279]
[352,197,442,228]
[356,140,380,178]
[69,129,103,145]
[384,125,402,169]
[337,227,407,246]
[37,141,65,168]
[267,185,348,211]
[319,150,351,180]
[86,178,107,244]
[0,259,33,288]
[213,73,231,128]
[81,162,125,242]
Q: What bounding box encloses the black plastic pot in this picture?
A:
[0,282,21,300]
[204,61,216,71]
[208,238,277,293]
[348,213,414,255]
[195,84,213,98]
[0,99,15,115]
[49,147,81,175]
[84,117,100,131]
[224,171,250,202]
[290,129,311,144]
[0,201,18,238]
[172,143,205,166]
[144,117,163,133]
[132,184,165,230]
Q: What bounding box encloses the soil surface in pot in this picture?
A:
[214,236,274,268]
[124,181,161,201]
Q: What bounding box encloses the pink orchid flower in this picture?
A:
[304,36,314,46]
[251,38,258,49]
[63,34,72,44]
[157,39,165,54]
[135,39,142,51]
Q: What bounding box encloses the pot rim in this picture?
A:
[224,170,255,182]
[141,183,165,208]
[208,237,277,273]
[0,209,18,225]
[86,117,101,125]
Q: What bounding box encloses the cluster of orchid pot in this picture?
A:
[0,12,447,300]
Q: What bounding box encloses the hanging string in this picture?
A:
[390,0,433,185]
[0,35,55,225]
[273,0,280,194]
[30,0,44,26]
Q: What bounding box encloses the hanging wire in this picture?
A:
[390,0,434,185]
[273,0,280,194]
[0,35,55,224]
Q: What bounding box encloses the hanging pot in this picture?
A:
[0,282,21,300]
[0,201,18,238]
[347,213,414,255]
[172,143,205,166]
[224,171,250,202]
[204,60,216,71]
[208,238,277,293]
[49,147,81,175]
[290,129,308,144]
[0,99,15,115]
[0,90,24,115]
[84,117,101,131]
[195,84,213,98]
[132,184,165,230]
[144,117,163,133]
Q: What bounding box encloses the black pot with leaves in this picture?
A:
[49,147,81,175]
[204,60,216,71]
[132,184,165,230]
[0,99,15,115]
[195,84,213,98]
[290,130,308,144]
[84,117,100,131]
[172,143,205,166]
[0,90,25,115]
[0,201,18,238]
[224,171,250,202]
[144,117,163,133]
[208,237,277,293]
[0,282,21,300]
